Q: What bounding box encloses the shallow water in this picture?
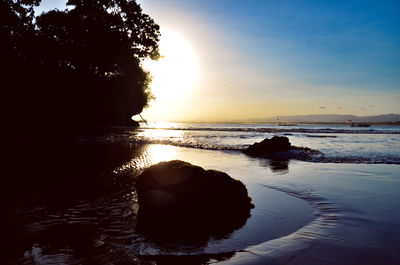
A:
[4,139,400,264]
[102,123,400,164]
[132,145,400,264]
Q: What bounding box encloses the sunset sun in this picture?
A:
[142,29,198,101]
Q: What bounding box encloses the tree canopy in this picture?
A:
[1,0,160,132]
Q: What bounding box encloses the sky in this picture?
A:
[37,0,400,122]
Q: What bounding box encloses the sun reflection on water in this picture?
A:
[136,128,183,142]
[146,144,177,164]
[114,144,177,175]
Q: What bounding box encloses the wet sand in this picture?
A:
[2,142,400,264]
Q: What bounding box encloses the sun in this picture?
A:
[142,29,198,101]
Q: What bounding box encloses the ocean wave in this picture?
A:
[99,135,400,165]
[99,135,244,151]
[141,126,400,135]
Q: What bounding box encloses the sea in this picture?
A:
[3,123,400,264]
[105,122,400,164]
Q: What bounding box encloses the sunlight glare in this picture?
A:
[137,127,183,141]
[147,145,177,164]
[142,29,198,101]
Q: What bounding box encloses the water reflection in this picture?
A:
[3,143,140,264]
[142,252,236,265]
[3,142,250,264]
[147,144,177,164]
[136,127,183,142]
[114,144,177,175]
[260,159,290,174]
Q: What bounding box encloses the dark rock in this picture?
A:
[243,136,323,161]
[135,160,254,240]
[243,136,291,156]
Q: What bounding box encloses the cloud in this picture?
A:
[319,106,327,109]
[336,106,342,109]
[369,105,375,108]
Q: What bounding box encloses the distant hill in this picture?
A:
[261,114,400,124]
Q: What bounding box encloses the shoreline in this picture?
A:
[144,121,400,126]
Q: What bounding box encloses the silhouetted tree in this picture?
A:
[1,0,160,135]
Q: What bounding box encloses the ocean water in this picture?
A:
[3,123,400,264]
[104,122,400,164]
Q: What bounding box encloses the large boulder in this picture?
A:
[135,160,254,240]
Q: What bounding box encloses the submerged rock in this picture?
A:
[135,160,254,240]
[243,136,322,160]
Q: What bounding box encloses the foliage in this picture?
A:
[1,0,160,131]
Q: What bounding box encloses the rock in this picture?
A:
[243,136,291,156]
[135,160,254,239]
[243,136,323,161]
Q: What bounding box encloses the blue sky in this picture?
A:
[156,0,400,89]
[37,0,400,121]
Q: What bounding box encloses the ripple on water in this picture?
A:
[124,184,341,265]
[218,185,341,264]
[14,184,323,262]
